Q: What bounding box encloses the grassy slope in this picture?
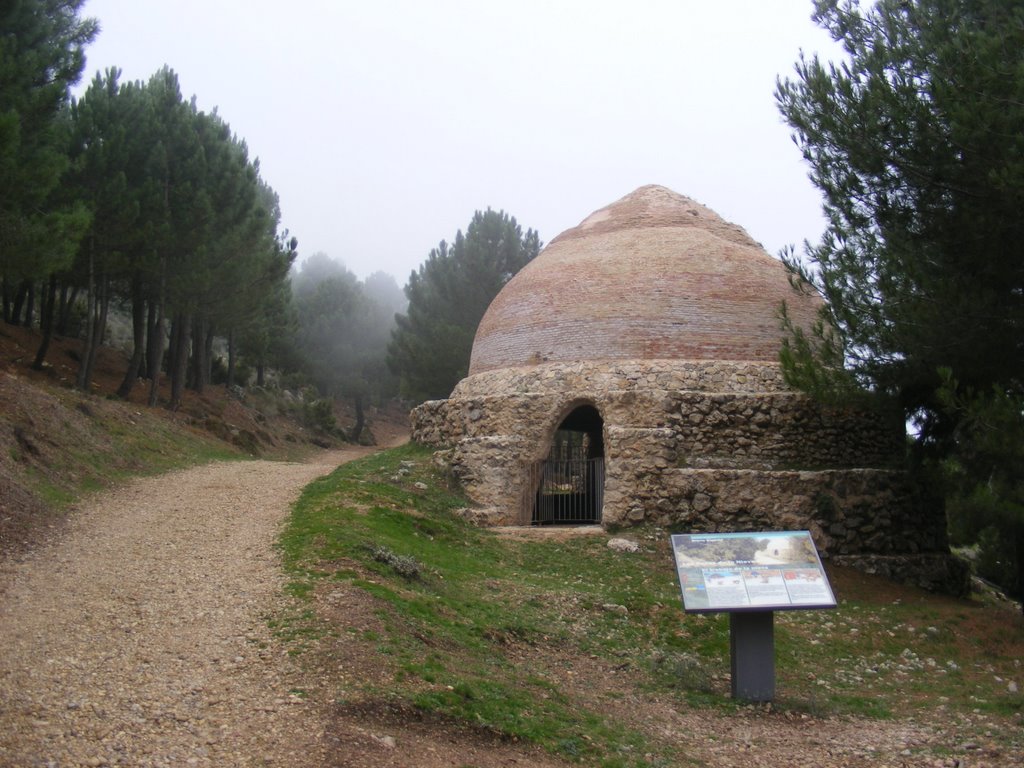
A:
[280,444,1024,767]
[0,366,243,555]
[0,322,338,558]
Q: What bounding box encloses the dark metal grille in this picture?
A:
[530,458,604,525]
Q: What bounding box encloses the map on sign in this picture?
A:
[670,531,836,613]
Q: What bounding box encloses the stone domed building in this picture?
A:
[412,185,964,591]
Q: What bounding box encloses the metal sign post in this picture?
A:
[730,611,775,701]
[670,531,836,702]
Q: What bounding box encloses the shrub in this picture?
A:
[302,399,336,433]
[369,544,422,580]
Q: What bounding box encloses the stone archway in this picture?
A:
[530,404,605,525]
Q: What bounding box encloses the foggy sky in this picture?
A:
[77,0,842,283]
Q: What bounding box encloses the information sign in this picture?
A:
[671,531,836,613]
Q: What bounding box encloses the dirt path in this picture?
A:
[0,448,375,768]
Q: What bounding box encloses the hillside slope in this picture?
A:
[0,323,406,559]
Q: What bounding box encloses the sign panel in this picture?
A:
[671,531,836,613]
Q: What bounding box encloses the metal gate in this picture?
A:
[530,458,604,525]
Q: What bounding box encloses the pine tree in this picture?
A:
[776,0,1024,602]
[389,209,541,402]
[0,0,96,321]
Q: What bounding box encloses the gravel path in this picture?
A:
[0,449,372,768]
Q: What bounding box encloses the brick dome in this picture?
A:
[468,185,822,375]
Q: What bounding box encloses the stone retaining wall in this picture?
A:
[414,391,902,473]
[604,464,946,556]
[411,360,966,593]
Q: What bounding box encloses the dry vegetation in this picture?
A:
[0,323,398,561]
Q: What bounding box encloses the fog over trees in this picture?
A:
[290,254,406,439]
[2,1,302,409]
[0,0,499,427]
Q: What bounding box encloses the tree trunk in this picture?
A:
[145,298,158,380]
[147,258,166,407]
[79,273,110,391]
[351,394,365,444]
[76,242,97,391]
[24,280,35,328]
[117,273,147,398]
[31,275,59,370]
[11,279,30,326]
[169,312,191,410]
[1,275,10,324]
[204,325,214,388]
[226,329,236,388]
[56,283,78,336]
[146,313,165,406]
[189,316,208,394]
[167,316,182,384]
[1016,525,1024,618]
[256,360,265,387]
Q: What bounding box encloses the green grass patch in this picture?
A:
[280,443,1024,762]
[14,396,242,513]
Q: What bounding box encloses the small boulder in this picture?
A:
[607,538,640,553]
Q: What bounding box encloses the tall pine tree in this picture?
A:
[0,0,96,322]
[389,209,541,402]
[776,0,1024,601]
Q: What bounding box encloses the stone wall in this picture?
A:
[604,464,946,556]
[414,372,902,474]
[411,360,966,593]
[451,360,791,398]
[668,392,904,469]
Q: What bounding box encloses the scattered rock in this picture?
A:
[691,493,712,512]
[607,538,640,553]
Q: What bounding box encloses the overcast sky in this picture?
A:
[77,0,842,284]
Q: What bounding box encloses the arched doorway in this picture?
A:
[531,404,605,525]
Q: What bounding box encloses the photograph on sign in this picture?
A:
[671,531,836,612]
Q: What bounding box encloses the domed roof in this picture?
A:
[468,184,822,375]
